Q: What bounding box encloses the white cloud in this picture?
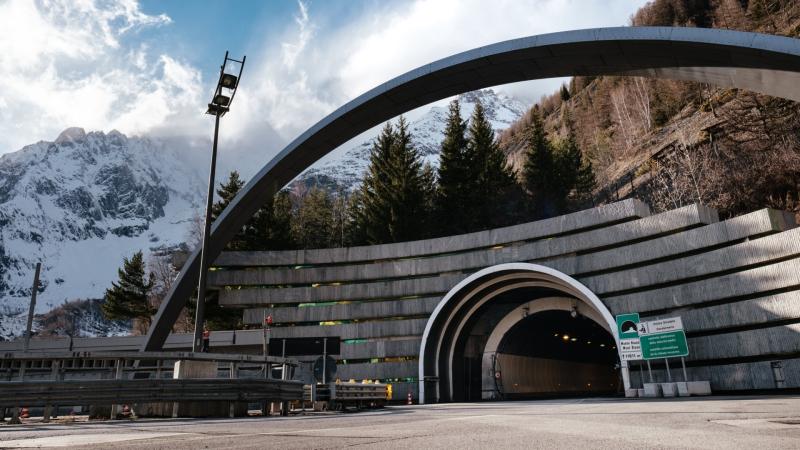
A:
[233,0,649,156]
[0,0,201,154]
[0,0,649,169]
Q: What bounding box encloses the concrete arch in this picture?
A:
[144,27,800,351]
[418,263,619,403]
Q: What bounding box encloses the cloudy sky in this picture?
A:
[0,0,649,168]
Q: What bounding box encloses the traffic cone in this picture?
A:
[407,391,412,405]
[20,407,29,419]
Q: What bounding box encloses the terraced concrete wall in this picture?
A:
[203,199,800,398]
[4,199,797,399]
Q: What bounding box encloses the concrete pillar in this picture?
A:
[171,360,247,418]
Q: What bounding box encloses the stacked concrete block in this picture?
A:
[205,201,800,395]
[4,200,798,399]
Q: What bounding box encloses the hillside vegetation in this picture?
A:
[498,0,800,220]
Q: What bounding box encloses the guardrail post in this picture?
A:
[280,363,290,416]
[229,362,237,418]
[262,361,270,417]
[42,360,60,423]
[111,358,123,419]
[9,360,27,424]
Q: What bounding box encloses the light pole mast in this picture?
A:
[193,51,246,353]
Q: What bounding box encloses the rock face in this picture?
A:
[292,89,526,192]
[0,128,205,339]
[0,89,526,340]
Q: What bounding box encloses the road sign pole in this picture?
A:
[646,360,653,382]
[639,362,645,388]
[322,338,328,385]
[681,357,688,382]
[665,358,671,382]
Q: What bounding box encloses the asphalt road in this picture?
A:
[2,396,800,449]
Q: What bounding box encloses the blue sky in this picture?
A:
[0,0,649,165]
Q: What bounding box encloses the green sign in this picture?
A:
[641,330,689,359]
[616,313,640,339]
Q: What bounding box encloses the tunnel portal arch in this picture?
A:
[144,27,800,352]
[418,263,621,404]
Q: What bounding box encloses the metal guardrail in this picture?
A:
[0,351,301,421]
[330,383,388,401]
[1,351,297,365]
[0,378,303,408]
[302,382,388,411]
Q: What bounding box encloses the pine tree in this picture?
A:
[436,99,471,235]
[553,111,582,212]
[244,190,295,250]
[102,251,154,327]
[560,83,571,102]
[574,157,597,207]
[350,122,395,244]
[349,117,431,244]
[292,188,335,249]
[211,171,248,250]
[387,116,430,242]
[467,100,518,230]
[522,108,557,218]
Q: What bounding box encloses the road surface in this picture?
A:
[2,396,800,449]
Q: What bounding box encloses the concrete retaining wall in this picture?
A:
[4,200,798,396]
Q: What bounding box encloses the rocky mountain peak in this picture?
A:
[292,89,526,193]
[0,129,206,340]
[54,127,87,144]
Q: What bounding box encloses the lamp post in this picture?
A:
[193,51,246,353]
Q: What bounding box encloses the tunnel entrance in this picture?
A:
[490,310,619,399]
[420,263,625,404]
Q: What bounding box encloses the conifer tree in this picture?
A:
[574,157,597,207]
[211,171,248,250]
[244,190,295,250]
[102,251,155,327]
[211,171,295,251]
[467,100,518,230]
[387,116,430,242]
[349,122,395,244]
[560,83,571,102]
[292,187,335,249]
[349,117,431,244]
[436,99,471,234]
[522,108,558,218]
[553,112,582,212]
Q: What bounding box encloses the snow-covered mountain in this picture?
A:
[0,89,526,340]
[0,128,206,339]
[293,89,527,192]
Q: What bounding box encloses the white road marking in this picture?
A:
[0,432,185,448]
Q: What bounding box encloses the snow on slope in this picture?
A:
[0,128,205,339]
[293,89,526,192]
[0,89,526,340]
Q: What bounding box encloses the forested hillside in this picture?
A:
[499,0,800,220]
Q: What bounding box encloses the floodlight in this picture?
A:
[221,73,238,89]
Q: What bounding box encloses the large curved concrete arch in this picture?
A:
[143,26,800,351]
[418,263,618,403]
